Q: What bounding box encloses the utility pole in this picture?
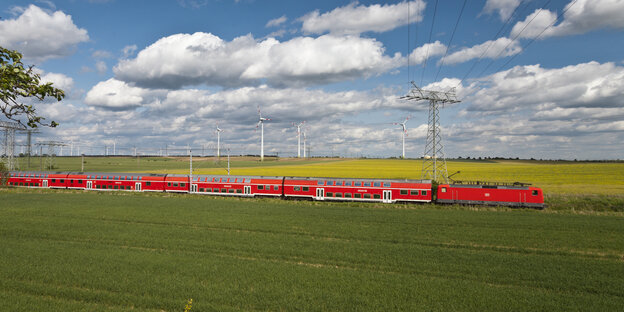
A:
[401,81,460,183]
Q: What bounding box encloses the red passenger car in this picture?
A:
[436,182,544,208]
[283,177,432,203]
[189,175,283,197]
[86,172,167,192]
[6,171,53,188]
[164,174,190,193]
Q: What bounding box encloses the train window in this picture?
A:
[326,192,333,197]
[373,182,381,187]
[228,189,234,193]
[51,179,56,182]
[373,194,381,199]
[146,182,151,186]
[354,193,362,198]
[302,187,309,192]
[345,181,352,186]
[199,188,204,192]
[60,179,64,183]
[127,186,131,190]
[410,190,418,196]
[236,189,242,193]
[532,190,538,196]
[441,187,447,193]
[364,193,371,199]
[221,188,226,193]
[258,185,264,190]
[335,193,342,197]
[318,181,324,185]
[78,180,83,184]
[294,186,301,191]
[173,183,179,187]
[364,182,371,187]
[354,182,362,186]
[167,183,171,187]
[96,185,100,189]
[114,186,119,190]
[400,190,408,195]
[421,190,427,196]
[35,183,39,186]
[29,183,33,186]
[273,185,279,191]
[181,183,186,187]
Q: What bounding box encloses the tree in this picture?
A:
[0,161,7,187]
[1,46,64,128]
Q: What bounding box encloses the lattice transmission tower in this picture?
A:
[35,141,66,170]
[401,82,460,183]
[1,121,26,170]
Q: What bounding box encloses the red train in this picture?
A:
[3,171,544,208]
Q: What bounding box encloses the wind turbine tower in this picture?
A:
[293,121,305,158]
[303,128,307,158]
[216,123,223,158]
[393,115,411,159]
[256,106,271,161]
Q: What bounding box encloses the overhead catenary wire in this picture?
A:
[494,0,580,73]
[434,0,468,83]
[419,0,439,86]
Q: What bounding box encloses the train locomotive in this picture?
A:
[4,171,544,208]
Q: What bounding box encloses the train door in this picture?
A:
[86,181,93,189]
[191,184,198,193]
[383,190,392,203]
[244,185,251,196]
[135,182,142,191]
[42,180,48,188]
[316,188,325,200]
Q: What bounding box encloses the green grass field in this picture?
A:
[1,188,623,311]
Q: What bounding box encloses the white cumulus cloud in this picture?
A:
[113,32,403,89]
[0,5,88,61]
[300,0,426,35]
[482,0,523,21]
[444,37,521,65]
[84,78,164,110]
[511,0,624,39]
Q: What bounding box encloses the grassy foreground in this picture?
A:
[1,188,623,311]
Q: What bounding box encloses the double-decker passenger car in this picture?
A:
[283,177,432,203]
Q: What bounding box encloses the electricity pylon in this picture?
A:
[1,121,26,170]
[401,81,460,183]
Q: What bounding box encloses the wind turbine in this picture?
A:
[292,121,305,158]
[393,115,411,159]
[256,105,271,161]
[303,128,308,158]
[216,123,223,158]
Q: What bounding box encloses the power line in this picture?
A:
[419,0,439,86]
[475,0,553,79]
[434,0,468,83]
[455,0,530,88]
[494,0,579,73]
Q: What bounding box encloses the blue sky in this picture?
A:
[1,0,623,159]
